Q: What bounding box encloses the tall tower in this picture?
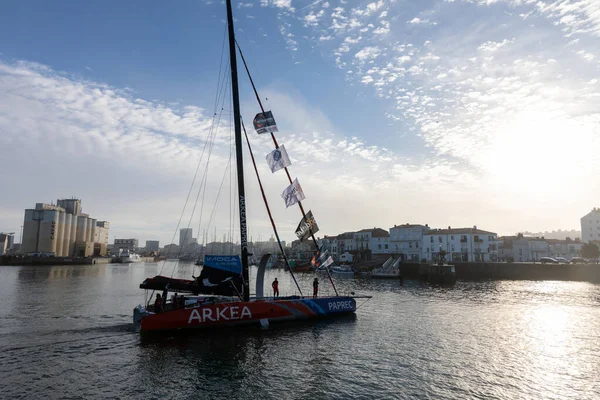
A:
[180,228,193,249]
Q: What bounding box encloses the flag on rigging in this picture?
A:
[266,144,291,173]
[311,250,333,269]
[321,255,334,269]
[253,111,278,134]
[281,178,305,208]
[295,210,319,242]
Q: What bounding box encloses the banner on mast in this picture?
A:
[253,111,278,134]
[281,178,305,208]
[266,144,291,173]
[295,210,319,242]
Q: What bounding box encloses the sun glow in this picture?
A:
[477,111,598,200]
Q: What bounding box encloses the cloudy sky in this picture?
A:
[1,0,599,246]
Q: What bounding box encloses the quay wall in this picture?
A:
[0,256,154,266]
[397,262,600,283]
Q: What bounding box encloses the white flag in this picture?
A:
[266,145,291,173]
[322,256,334,269]
[281,178,305,208]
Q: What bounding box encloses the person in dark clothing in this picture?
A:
[313,278,319,298]
[154,293,163,313]
[172,293,179,310]
[272,278,279,298]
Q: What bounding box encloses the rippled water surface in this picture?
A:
[1,262,599,399]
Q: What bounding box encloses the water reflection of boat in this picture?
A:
[132,0,371,333]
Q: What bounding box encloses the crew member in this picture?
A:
[313,277,319,298]
[154,293,163,313]
[272,278,279,298]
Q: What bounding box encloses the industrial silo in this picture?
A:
[86,218,93,242]
[38,209,60,254]
[22,209,41,254]
[76,216,88,243]
[55,211,66,257]
[90,219,97,243]
[62,213,72,257]
[69,214,77,256]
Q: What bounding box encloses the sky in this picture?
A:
[1,0,599,246]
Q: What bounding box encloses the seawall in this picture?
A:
[398,262,600,283]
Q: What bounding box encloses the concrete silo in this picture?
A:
[76,216,88,243]
[90,219,97,243]
[22,209,41,254]
[86,218,93,242]
[38,209,60,254]
[55,211,66,257]
[69,214,77,256]
[62,213,72,257]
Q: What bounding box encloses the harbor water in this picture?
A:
[1,262,599,399]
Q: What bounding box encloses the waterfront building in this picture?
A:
[0,232,15,255]
[581,208,600,243]
[145,240,160,253]
[352,228,389,253]
[290,239,317,260]
[389,223,430,262]
[548,239,583,259]
[335,232,354,255]
[179,228,193,249]
[21,198,109,257]
[422,226,498,263]
[248,236,284,258]
[318,236,338,259]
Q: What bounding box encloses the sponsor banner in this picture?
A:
[203,255,242,274]
[281,178,305,208]
[295,210,319,242]
[253,111,278,134]
[266,144,291,173]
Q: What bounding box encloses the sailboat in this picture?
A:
[132,0,371,333]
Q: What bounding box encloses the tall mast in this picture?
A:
[226,0,250,301]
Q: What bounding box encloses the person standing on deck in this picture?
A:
[154,293,163,313]
[313,277,319,298]
[272,278,279,298]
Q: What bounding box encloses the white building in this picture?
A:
[422,227,498,263]
[336,232,354,256]
[389,223,430,262]
[352,228,390,254]
[548,239,583,259]
[318,236,338,258]
[581,208,600,243]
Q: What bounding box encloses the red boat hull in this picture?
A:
[138,296,357,332]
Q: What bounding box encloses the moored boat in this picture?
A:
[330,265,355,275]
[116,250,141,263]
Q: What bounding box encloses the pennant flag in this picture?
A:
[321,256,334,269]
[266,144,291,173]
[295,210,319,242]
[281,178,305,208]
[253,111,278,134]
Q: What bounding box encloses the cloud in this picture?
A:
[0,60,239,244]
